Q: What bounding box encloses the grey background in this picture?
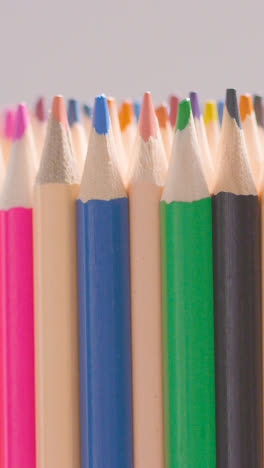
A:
[0,0,262,107]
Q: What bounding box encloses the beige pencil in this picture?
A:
[128,92,167,468]
[34,95,80,468]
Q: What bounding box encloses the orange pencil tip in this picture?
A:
[239,94,253,122]
[155,104,169,128]
[52,95,68,127]
[119,100,133,131]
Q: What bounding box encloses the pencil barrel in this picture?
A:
[76,197,133,468]
[0,208,35,468]
[161,198,216,468]
[212,192,263,467]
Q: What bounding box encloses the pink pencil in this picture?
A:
[0,103,37,468]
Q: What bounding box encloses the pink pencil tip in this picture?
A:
[52,95,68,127]
[4,108,15,139]
[35,96,48,122]
[13,103,29,141]
[138,92,158,141]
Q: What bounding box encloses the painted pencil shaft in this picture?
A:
[161,199,216,467]
[0,208,35,468]
[212,193,262,466]
[34,184,80,468]
[76,198,133,468]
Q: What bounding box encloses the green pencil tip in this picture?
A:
[176,98,191,131]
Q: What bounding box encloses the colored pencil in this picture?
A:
[155,103,173,159]
[190,91,214,190]
[0,141,6,192]
[217,99,224,125]
[161,98,216,468]
[133,99,141,122]
[203,100,220,163]
[107,96,128,182]
[1,108,15,164]
[169,94,180,128]
[76,94,133,468]
[119,99,136,155]
[239,94,263,192]
[82,103,92,138]
[212,89,263,467]
[68,98,87,176]
[34,95,80,468]
[253,94,264,152]
[32,96,48,158]
[0,103,37,468]
[128,92,167,468]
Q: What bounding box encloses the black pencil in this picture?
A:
[212,88,263,468]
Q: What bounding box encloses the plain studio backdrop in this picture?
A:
[0,0,262,106]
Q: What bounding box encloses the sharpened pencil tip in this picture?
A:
[155,104,169,128]
[225,89,241,128]
[203,100,218,124]
[133,100,141,122]
[83,104,92,118]
[138,92,158,141]
[4,108,15,139]
[176,98,191,131]
[13,103,29,140]
[217,100,224,124]
[253,95,264,128]
[119,100,133,131]
[169,94,180,127]
[52,95,68,128]
[189,92,201,119]
[35,97,48,122]
[68,99,81,127]
[92,94,110,134]
[239,94,253,122]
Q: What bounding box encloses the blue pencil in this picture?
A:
[217,99,224,125]
[76,94,133,468]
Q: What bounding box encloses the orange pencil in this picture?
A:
[155,104,173,159]
[119,100,136,156]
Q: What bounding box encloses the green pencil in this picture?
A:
[160,98,216,468]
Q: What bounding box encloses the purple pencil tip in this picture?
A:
[189,92,201,119]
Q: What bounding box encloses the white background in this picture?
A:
[0,0,263,107]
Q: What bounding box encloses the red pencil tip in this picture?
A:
[138,92,158,142]
[52,95,68,127]
[35,97,48,122]
[13,103,29,141]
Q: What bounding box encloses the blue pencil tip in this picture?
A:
[68,99,81,127]
[92,94,109,134]
[133,100,141,122]
[217,99,224,125]
[83,103,92,118]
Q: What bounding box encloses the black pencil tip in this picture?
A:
[225,89,241,129]
[253,95,264,128]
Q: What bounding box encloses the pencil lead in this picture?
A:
[203,100,218,125]
[4,108,15,139]
[217,100,224,124]
[119,100,133,131]
[35,97,48,122]
[133,100,141,122]
[239,94,253,122]
[176,98,191,131]
[68,99,81,127]
[155,104,169,128]
[13,103,29,140]
[92,94,109,134]
[138,92,158,141]
[226,89,241,128]
[189,91,201,119]
[52,95,68,128]
[169,94,180,128]
[83,103,92,118]
[253,94,264,128]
